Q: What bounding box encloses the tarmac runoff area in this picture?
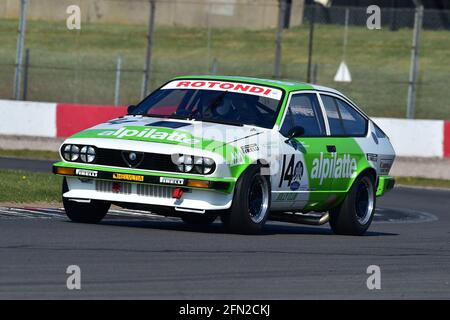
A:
[0,186,448,299]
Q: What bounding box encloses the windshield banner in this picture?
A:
[162,80,283,100]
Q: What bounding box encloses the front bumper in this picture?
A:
[53,162,235,212]
[376,175,395,197]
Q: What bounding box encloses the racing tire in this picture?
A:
[62,178,110,224]
[181,214,217,225]
[221,165,271,234]
[329,173,376,236]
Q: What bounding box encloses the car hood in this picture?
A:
[67,115,267,149]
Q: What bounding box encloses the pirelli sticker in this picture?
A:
[112,173,144,182]
[159,177,185,185]
[75,169,98,178]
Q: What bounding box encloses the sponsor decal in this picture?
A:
[279,155,303,188]
[97,127,201,145]
[290,181,300,191]
[112,173,144,182]
[159,177,185,185]
[229,151,244,167]
[241,143,259,154]
[75,169,98,177]
[162,80,283,100]
[275,193,298,201]
[293,161,303,182]
[311,152,358,185]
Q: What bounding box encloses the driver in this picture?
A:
[213,94,256,122]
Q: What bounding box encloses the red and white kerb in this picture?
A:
[162,80,283,100]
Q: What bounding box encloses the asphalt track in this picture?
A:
[0,157,449,299]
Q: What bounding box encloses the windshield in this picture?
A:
[130,80,284,129]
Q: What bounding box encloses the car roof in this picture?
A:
[173,75,343,95]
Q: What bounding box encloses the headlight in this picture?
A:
[80,146,96,163]
[62,144,96,163]
[174,154,194,172]
[194,156,215,174]
[63,144,80,161]
[174,154,215,174]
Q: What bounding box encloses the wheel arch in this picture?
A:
[254,159,271,182]
[359,167,377,183]
[230,159,271,193]
[342,166,377,194]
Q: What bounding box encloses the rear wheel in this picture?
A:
[62,178,110,224]
[221,165,270,234]
[329,173,376,236]
[181,214,217,225]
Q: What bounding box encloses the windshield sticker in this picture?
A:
[162,80,283,100]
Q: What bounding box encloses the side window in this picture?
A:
[321,95,345,136]
[280,93,326,137]
[321,95,367,136]
[335,99,367,136]
[373,123,386,138]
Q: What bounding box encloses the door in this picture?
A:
[319,94,369,193]
[275,92,331,211]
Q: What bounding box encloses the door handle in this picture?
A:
[327,145,337,153]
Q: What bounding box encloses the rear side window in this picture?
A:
[321,95,345,135]
[321,95,367,136]
[280,93,326,137]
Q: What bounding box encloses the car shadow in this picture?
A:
[98,218,398,237]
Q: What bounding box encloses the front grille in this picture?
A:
[61,144,215,175]
[96,180,132,195]
[136,184,172,198]
[95,148,177,172]
[95,180,172,198]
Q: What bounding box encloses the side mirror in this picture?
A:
[287,126,305,140]
[127,105,137,114]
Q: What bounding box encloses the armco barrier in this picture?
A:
[0,100,57,137]
[0,99,449,158]
[372,118,445,158]
[445,121,450,158]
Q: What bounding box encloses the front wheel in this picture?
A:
[62,178,110,224]
[222,165,271,234]
[329,173,376,236]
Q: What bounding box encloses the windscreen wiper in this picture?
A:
[141,114,169,118]
[198,118,243,127]
[141,114,189,120]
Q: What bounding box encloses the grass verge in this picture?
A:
[0,149,59,160]
[0,169,62,203]
[395,176,450,190]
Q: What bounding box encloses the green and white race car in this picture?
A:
[53,76,395,235]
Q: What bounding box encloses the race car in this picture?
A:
[53,76,395,235]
